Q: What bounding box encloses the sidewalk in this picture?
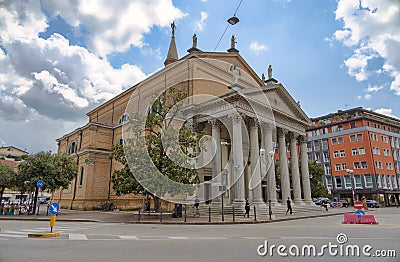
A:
[0,205,355,224]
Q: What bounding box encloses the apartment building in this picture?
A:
[306,107,400,206]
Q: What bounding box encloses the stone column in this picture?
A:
[210,119,222,202]
[262,122,278,204]
[278,128,291,201]
[289,132,303,204]
[299,135,313,204]
[249,119,264,204]
[230,114,246,205]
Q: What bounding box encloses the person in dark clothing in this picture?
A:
[244,199,250,218]
[286,197,292,215]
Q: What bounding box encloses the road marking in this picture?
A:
[0,233,26,238]
[168,236,189,240]
[119,236,139,240]
[69,233,88,240]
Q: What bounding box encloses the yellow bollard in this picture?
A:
[50,215,56,232]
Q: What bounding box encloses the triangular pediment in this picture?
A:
[263,84,311,125]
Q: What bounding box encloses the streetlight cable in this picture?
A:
[213,0,243,51]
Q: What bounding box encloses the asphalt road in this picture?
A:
[0,208,399,262]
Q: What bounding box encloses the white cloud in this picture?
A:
[366,84,384,93]
[195,11,208,32]
[364,94,372,100]
[334,0,400,94]
[40,0,187,57]
[249,41,267,55]
[374,108,396,118]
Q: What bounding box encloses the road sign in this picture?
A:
[49,202,60,215]
[354,200,363,210]
[36,180,43,188]
[355,209,365,220]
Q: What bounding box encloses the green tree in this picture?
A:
[111,88,200,211]
[0,163,17,202]
[308,161,329,198]
[18,152,78,197]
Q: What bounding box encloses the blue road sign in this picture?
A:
[49,202,60,215]
[36,180,44,188]
[355,209,365,220]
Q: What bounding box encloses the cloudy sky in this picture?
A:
[0,0,399,153]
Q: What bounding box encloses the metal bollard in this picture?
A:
[233,206,235,222]
[222,203,224,222]
[254,206,257,221]
[184,204,187,222]
[138,209,141,222]
[208,206,211,222]
[160,207,163,223]
[268,200,272,220]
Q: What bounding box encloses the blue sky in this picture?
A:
[0,0,399,153]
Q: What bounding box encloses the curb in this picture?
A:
[28,232,61,238]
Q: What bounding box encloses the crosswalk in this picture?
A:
[0,228,265,241]
[0,222,113,240]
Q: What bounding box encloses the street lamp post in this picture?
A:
[260,148,274,219]
[346,169,355,206]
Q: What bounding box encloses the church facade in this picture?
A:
[55,29,313,210]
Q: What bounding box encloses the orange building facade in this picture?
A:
[307,107,400,206]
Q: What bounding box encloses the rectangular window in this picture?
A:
[365,175,373,188]
[350,122,356,129]
[393,176,398,189]
[342,163,347,170]
[375,161,382,169]
[361,161,367,169]
[340,150,346,157]
[335,164,341,171]
[322,139,328,149]
[325,165,332,175]
[335,177,342,188]
[345,176,352,188]
[333,151,339,158]
[357,134,363,141]
[355,175,362,188]
[352,148,358,156]
[338,125,343,131]
[377,175,382,188]
[359,147,365,155]
[79,166,84,186]
[314,141,320,151]
[323,152,330,162]
[332,126,338,132]
[382,175,387,188]
[386,162,393,170]
[326,176,333,188]
[373,147,380,155]
[381,136,388,143]
[370,133,378,141]
[332,138,337,145]
[383,149,390,156]
[350,135,356,142]
[354,162,361,169]
[338,137,344,144]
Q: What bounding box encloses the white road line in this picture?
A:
[168,236,189,240]
[0,233,26,238]
[2,231,28,235]
[119,236,139,240]
[69,233,88,240]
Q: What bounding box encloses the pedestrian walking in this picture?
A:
[286,197,292,215]
[243,199,250,218]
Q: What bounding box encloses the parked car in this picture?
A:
[39,197,48,204]
[315,198,332,207]
[366,200,379,208]
[339,200,349,208]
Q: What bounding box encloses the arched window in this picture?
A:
[118,113,128,124]
[68,141,77,154]
[118,138,124,145]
